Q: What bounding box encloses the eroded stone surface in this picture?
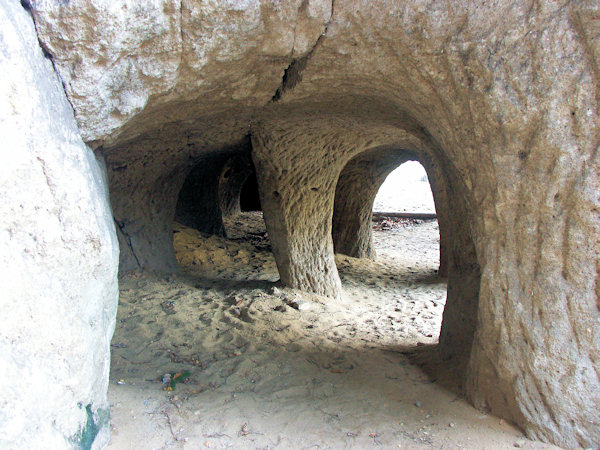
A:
[21,0,600,447]
[29,0,333,145]
[332,148,417,260]
[0,2,119,448]
[219,151,254,217]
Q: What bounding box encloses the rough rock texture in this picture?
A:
[0,2,119,448]
[218,151,254,217]
[332,149,415,259]
[251,113,435,298]
[331,148,450,276]
[24,0,600,448]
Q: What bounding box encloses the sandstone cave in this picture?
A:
[1,1,598,449]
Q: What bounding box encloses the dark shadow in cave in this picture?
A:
[175,138,253,237]
[240,169,261,212]
[173,138,275,289]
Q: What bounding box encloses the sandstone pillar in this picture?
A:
[251,131,343,298]
[218,153,254,217]
[464,140,600,447]
[419,155,450,278]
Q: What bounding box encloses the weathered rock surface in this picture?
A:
[29,0,333,145]
[0,2,119,448]
[17,0,600,448]
[333,149,415,260]
[218,151,255,217]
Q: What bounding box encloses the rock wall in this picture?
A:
[332,147,450,275]
[332,148,415,260]
[218,151,254,217]
[20,0,600,447]
[0,2,119,448]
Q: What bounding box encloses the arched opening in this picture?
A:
[331,150,448,347]
[11,1,598,447]
[358,160,445,345]
[172,139,274,287]
[373,161,435,214]
[329,142,479,379]
[239,170,262,212]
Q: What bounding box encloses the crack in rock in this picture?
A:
[114,219,142,268]
[272,0,336,102]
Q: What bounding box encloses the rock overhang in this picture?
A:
[14,0,600,448]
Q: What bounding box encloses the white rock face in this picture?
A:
[0,2,119,448]
[10,0,600,448]
[29,0,332,144]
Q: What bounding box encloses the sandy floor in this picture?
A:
[107,213,557,449]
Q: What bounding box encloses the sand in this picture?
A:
[106,211,558,449]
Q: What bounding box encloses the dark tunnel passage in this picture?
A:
[240,171,262,212]
[175,138,255,237]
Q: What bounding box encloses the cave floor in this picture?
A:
[107,213,556,449]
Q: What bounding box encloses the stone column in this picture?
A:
[465,136,600,447]
[218,153,254,217]
[251,130,343,298]
[419,155,450,277]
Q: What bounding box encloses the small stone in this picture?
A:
[286,299,300,309]
[296,300,311,311]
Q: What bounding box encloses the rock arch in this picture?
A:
[4,1,598,448]
[331,147,450,277]
[175,139,253,237]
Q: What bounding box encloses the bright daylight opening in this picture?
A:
[374,161,435,214]
[334,159,446,351]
